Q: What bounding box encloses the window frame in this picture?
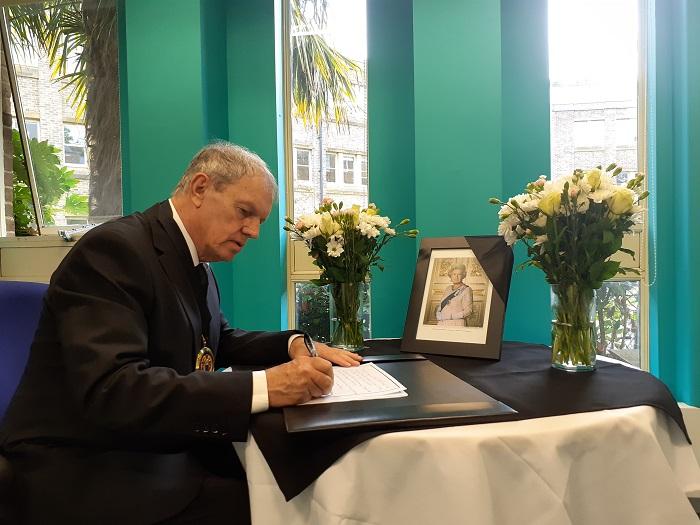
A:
[63,122,88,167]
[548,0,649,369]
[324,151,337,182]
[283,0,370,330]
[342,153,355,184]
[293,146,311,181]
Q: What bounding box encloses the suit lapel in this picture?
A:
[148,203,202,360]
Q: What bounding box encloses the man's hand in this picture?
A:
[265,357,333,407]
[289,337,363,367]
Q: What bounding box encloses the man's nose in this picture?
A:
[243,220,260,239]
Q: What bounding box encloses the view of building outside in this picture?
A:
[1,0,121,237]
[12,49,90,227]
[289,0,369,339]
[290,1,368,217]
[549,0,644,367]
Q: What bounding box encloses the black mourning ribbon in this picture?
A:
[194,263,211,342]
[464,236,514,307]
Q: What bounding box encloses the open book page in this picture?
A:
[301,362,407,405]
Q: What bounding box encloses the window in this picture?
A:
[12,118,39,141]
[1,0,122,236]
[325,152,336,182]
[360,156,367,185]
[549,0,646,368]
[342,155,355,184]
[615,118,637,147]
[25,120,40,141]
[295,148,310,180]
[286,0,368,337]
[573,120,605,149]
[63,124,87,166]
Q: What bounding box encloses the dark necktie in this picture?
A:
[194,264,211,341]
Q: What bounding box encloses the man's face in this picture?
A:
[195,175,274,262]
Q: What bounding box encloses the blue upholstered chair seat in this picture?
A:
[0,280,48,525]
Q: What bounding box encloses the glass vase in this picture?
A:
[327,281,371,352]
[550,283,597,372]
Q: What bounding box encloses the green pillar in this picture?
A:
[413,0,502,239]
[649,0,700,403]
[226,0,288,330]
[120,0,209,212]
[367,0,417,338]
[500,0,551,344]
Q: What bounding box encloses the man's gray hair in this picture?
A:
[173,141,278,199]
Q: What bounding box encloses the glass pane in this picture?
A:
[289,0,368,218]
[324,152,335,182]
[294,282,330,343]
[294,281,371,342]
[594,281,641,368]
[342,155,354,184]
[4,0,122,233]
[549,0,639,180]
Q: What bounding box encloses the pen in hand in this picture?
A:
[304,333,318,357]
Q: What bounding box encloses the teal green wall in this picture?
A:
[225,0,288,330]
[367,0,417,338]
[120,0,285,328]
[413,0,502,238]
[121,0,208,211]
[500,0,550,343]
[649,0,700,404]
[119,1,699,399]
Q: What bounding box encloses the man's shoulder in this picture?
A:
[77,203,164,249]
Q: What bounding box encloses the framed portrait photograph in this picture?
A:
[402,236,513,360]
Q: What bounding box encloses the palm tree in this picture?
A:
[291,0,362,129]
[4,0,357,225]
[7,0,120,220]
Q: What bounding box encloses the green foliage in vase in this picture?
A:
[296,282,331,342]
[12,129,87,235]
[490,164,649,289]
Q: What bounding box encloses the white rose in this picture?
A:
[302,225,321,240]
[608,187,635,215]
[585,168,603,190]
[384,227,396,236]
[589,188,614,203]
[538,190,562,216]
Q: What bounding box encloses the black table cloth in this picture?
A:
[250,340,689,501]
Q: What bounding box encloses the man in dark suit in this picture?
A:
[0,142,361,524]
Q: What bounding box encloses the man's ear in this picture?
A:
[189,172,210,208]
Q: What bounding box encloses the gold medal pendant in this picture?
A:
[196,336,214,371]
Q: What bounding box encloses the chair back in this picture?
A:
[0,280,48,422]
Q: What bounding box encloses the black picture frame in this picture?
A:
[401,236,513,360]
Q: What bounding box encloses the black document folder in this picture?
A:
[284,359,516,432]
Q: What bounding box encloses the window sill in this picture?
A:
[0,235,75,248]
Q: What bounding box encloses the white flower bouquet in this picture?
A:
[285,199,417,349]
[490,164,648,370]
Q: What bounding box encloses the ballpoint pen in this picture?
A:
[303,333,318,357]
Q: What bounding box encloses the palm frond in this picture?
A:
[291,0,361,129]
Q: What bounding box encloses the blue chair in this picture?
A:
[0,280,47,421]
[0,280,48,525]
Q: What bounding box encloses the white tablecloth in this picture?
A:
[234,406,700,525]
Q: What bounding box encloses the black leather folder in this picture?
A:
[284,359,516,432]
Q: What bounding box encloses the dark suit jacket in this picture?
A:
[0,201,297,524]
